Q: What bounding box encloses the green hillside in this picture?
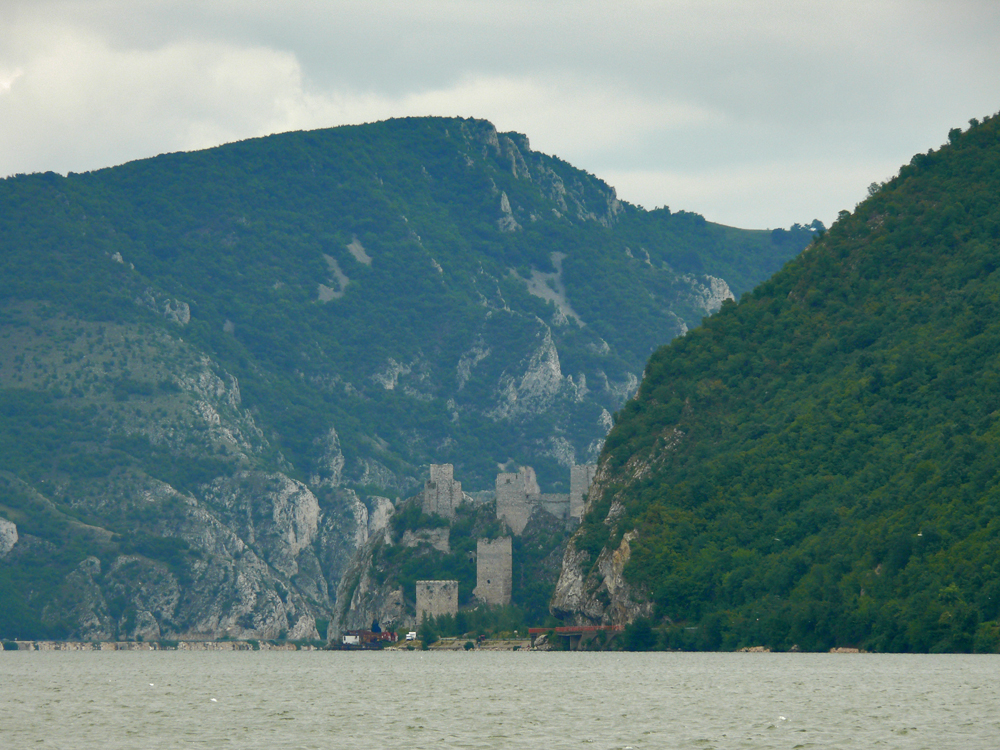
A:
[0,117,810,491]
[0,116,813,641]
[570,113,1000,652]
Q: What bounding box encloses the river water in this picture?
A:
[1,651,996,749]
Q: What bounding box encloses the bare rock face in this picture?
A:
[550,470,654,627]
[43,557,113,641]
[0,518,17,557]
[497,191,521,232]
[489,328,569,420]
[684,274,735,314]
[330,533,411,638]
[310,427,346,488]
[202,471,321,580]
[550,529,653,627]
[136,288,191,325]
[367,496,395,542]
[94,474,324,641]
[0,308,376,642]
[18,463,341,642]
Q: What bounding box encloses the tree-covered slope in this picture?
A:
[0,116,813,640]
[0,117,811,490]
[555,114,1000,653]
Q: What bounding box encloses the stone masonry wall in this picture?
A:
[474,537,512,606]
[421,464,463,519]
[538,493,570,520]
[416,580,458,623]
[496,472,532,535]
[401,527,451,554]
[496,467,575,533]
[569,464,597,520]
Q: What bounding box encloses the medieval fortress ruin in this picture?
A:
[421,462,596,531]
[414,462,595,623]
[415,580,459,623]
[496,464,597,534]
[473,537,512,607]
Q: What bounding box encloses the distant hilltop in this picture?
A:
[0,115,813,643]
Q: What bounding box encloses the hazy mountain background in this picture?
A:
[0,116,813,641]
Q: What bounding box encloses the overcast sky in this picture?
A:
[2,1,999,229]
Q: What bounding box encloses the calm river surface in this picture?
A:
[1,651,997,749]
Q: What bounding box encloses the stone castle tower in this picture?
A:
[569,464,598,520]
[416,580,458,623]
[474,537,512,606]
[496,464,596,534]
[495,467,539,535]
[421,464,463,519]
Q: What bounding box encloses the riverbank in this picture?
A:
[1,640,316,652]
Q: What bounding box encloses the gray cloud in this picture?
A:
[2,1,999,228]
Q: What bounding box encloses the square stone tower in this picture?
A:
[474,537,512,606]
[496,471,532,535]
[416,580,459,623]
[421,464,463,519]
[569,464,598,520]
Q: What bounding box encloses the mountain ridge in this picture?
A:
[0,115,814,641]
[554,112,1000,652]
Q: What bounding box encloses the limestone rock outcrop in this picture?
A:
[0,518,16,557]
[550,468,654,628]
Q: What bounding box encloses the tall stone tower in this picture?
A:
[421,464,463,519]
[495,467,539,534]
[474,537,512,606]
[569,464,598,520]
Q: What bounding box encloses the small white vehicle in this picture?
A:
[405,631,417,641]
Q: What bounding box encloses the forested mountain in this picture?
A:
[554,114,1000,653]
[0,116,812,641]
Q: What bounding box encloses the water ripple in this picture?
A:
[1,652,998,749]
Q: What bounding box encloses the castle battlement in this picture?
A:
[495,464,596,535]
[421,461,597,534]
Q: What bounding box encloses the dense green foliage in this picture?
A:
[0,117,811,490]
[591,114,1000,652]
[0,116,811,639]
[422,604,544,642]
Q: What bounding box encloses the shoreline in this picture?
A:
[1,640,314,652]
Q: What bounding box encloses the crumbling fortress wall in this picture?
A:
[474,537,512,606]
[496,470,534,535]
[401,527,451,554]
[496,464,597,534]
[416,580,458,623]
[421,464,463,519]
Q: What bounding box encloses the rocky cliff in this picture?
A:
[549,463,655,627]
[0,116,814,640]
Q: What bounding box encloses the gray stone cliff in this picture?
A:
[550,463,655,627]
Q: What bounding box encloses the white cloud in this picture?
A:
[0,29,311,174]
[1,2,999,229]
[0,68,23,94]
[0,25,719,184]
